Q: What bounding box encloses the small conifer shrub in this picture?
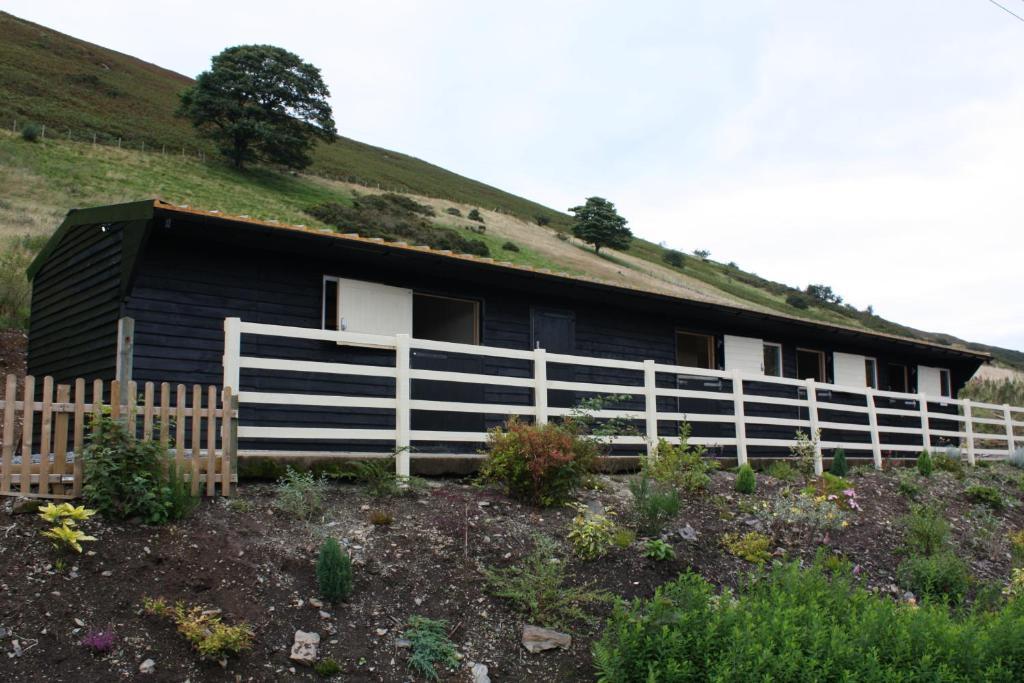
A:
[829,448,848,477]
[917,450,933,477]
[735,464,756,495]
[316,538,353,603]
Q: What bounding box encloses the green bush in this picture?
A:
[21,123,41,142]
[965,484,1005,510]
[484,534,610,628]
[593,561,1024,682]
[721,531,772,564]
[274,467,327,520]
[662,249,684,268]
[314,658,342,677]
[790,430,819,477]
[917,450,934,477]
[479,417,595,507]
[628,474,680,535]
[567,504,617,560]
[347,457,424,498]
[642,539,675,561]
[82,414,196,524]
[828,448,848,477]
[316,538,353,603]
[901,505,950,557]
[501,241,520,252]
[897,552,971,604]
[445,207,461,217]
[402,616,459,682]
[764,460,799,482]
[786,292,810,309]
[646,424,717,492]
[467,208,484,222]
[735,464,756,494]
[934,450,965,478]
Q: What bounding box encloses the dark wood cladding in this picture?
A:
[27,221,125,384]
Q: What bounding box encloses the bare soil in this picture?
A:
[0,328,26,379]
[2,461,1023,682]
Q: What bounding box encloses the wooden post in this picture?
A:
[394,334,411,479]
[206,385,216,496]
[963,399,976,466]
[534,348,548,426]
[72,379,86,497]
[38,377,53,496]
[190,384,202,496]
[2,374,16,495]
[223,318,241,392]
[143,382,155,441]
[174,384,186,480]
[115,317,135,410]
[644,360,659,460]
[1004,404,1017,455]
[918,393,932,452]
[20,375,34,495]
[731,370,748,467]
[158,382,170,447]
[865,388,883,470]
[805,379,823,476]
[53,384,70,495]
[221,387,235,496]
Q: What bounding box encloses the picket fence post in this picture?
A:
[731,370,748,467]
[805,379,823,475]
[866,388,883,470]
[1004,404,1017,455]
[533,348,548,426]
[644,360,658,460]
[394,334,411,479]
[962,399,976,465]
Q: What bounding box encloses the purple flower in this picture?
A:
[81,629,117,654]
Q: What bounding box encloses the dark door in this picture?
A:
[531,308,575,354]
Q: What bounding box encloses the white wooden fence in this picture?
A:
[222,318,1023,476]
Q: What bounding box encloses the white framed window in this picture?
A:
[864,357,878,389]
[763,342,782,377]
[796,347,826,382]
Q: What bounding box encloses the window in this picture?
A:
[676,332,715,369]
[864,358,878,389]
[888,363,909,393]
[322,277,339,330]
[796,348,826,382]
[939,368,951,398]
[763,342,782,377]
[413,293,479,344]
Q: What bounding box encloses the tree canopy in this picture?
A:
[178,45,337,169]
[568,197,632,254]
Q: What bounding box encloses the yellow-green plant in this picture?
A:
[647,424,717,492]
[1010,529,1024,566]
[41,522,97,553]
[38,502,97,554]
[38,502,96,524]
[567,503,618,560]
[144,597,253,659]
[1005,568,1024,599]
[722,531,772,564]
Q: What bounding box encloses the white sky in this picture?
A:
[7,0,1024,350]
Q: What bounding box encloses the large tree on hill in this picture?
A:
[569,197,632,254]
[178,45,337,169]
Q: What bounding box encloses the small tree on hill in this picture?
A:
[806,284,843,305]
[178,45,337,169]
[569,197,631,254]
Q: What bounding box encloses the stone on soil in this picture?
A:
[522,625,571,653]
[289,630,319,666]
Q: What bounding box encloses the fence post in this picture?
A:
[115,316,135,410]
[805,379,823,475]
[918,393,932,452]
[731,370,748,467]
[865,388,883,470]
[394,334,411,479]
[644,360,658,460]
[963,399,976,465]
[534,348,548,425]
[1004,404,1017,456]
[223,317,241,391]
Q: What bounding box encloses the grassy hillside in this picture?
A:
[0,10,1020,368]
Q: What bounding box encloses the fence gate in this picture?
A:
[0,374,237,500]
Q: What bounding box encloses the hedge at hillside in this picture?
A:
[593,561,1024,682]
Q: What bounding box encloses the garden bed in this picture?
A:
[1,460,1023,682]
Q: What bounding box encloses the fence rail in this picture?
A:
[0,375,237,500]
[223,318,1024,477]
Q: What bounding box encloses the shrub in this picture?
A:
[896,469,921,499]
[567,503,617,560]
[917,450,934,477]
[1010,529,1024,566]
[1006,568,1024,599]
[501,240,520,252]
[143,597,253,659]
[643,539,676,561]
[21,123,41,142]
[628,474,680,535]
[314,658,342,676]
[535,215,551,226]
[479,417,593,507]
[316,538,353,603]
[965,484,1005,510]
[484,534,610,628]
[369,510,393,526]
[275,467,327,519]
[82,414,195,524]
[828,448,848,477]
[662,250,684,268]
[402,616,459,682]
[348,457,423,498]
[612,527,636,549]
[765,460,799,482]
[721,531,771,564]
[901,505,950,557]
[39,503,98,555]
[593,562,1024,682]
[786,292,810,309]
[933,449,964,477]
[467,208,484,222]
[790,430,819,477]
[646,424,717,492]
[897,553,971,604]
[735,464,756,494]
[445,207,461,217]
[757,491,847,539]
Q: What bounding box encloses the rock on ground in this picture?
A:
[290,630,320,666]
[522,625,572,653]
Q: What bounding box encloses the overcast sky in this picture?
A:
[8,1,1024,351]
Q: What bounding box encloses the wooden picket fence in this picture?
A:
[0,374,237,500]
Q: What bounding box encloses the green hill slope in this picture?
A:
[0,10,1020,369]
